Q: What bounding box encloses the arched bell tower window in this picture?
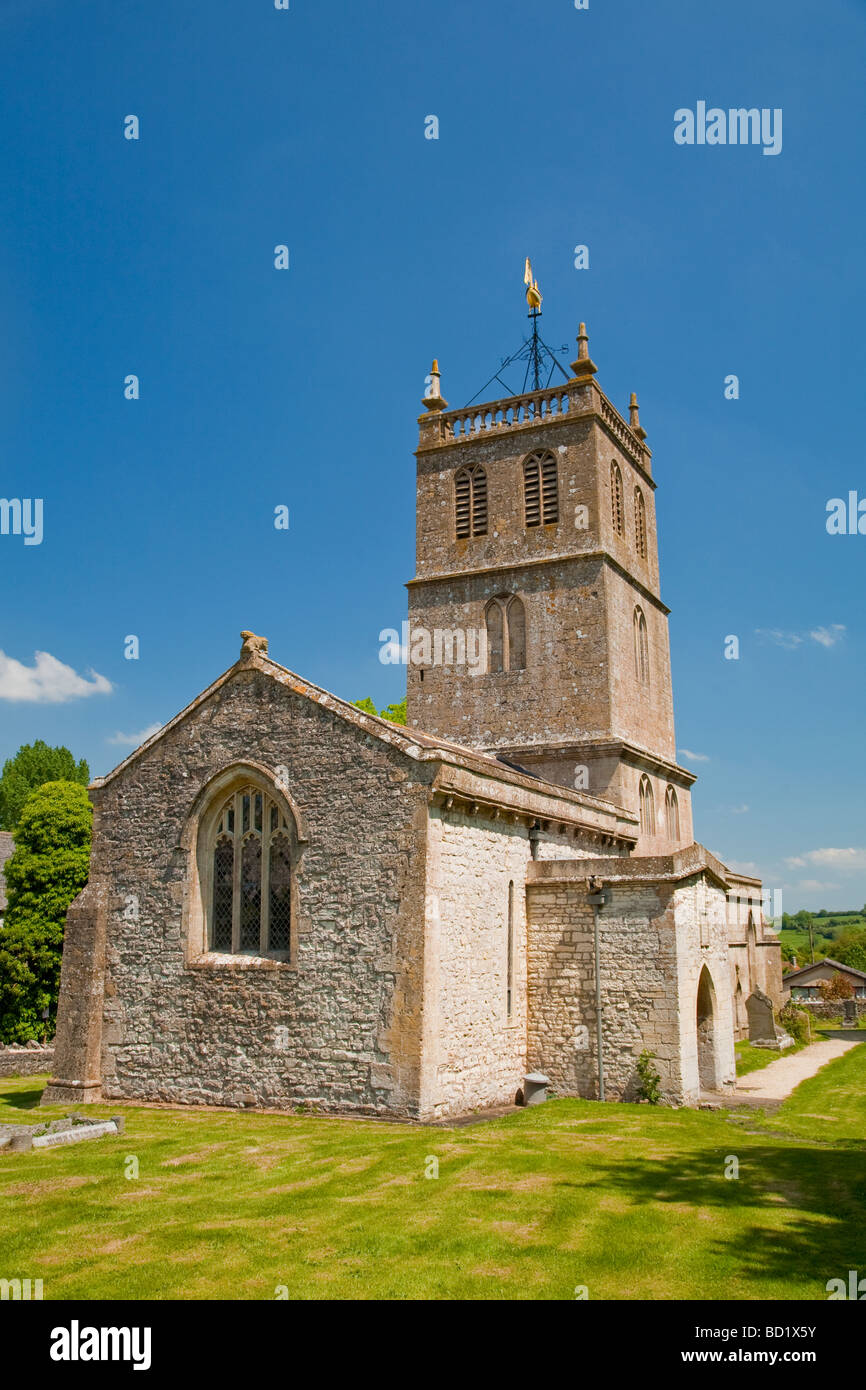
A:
[208,784,294,955]
[633,606,649,684]
[455,465,487,539]
[639,775,656,836]
[486,596,527,673]
[611,462,624,536]
[635,487,647,558]
[524,452,558,527]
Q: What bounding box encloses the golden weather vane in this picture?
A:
[524,257,543,312]
[464,259,569,405]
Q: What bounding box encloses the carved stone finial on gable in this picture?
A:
[240,630,268,658]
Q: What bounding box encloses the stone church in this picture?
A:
[45,313,781,1120]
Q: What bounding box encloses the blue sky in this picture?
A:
[1,0,864,912]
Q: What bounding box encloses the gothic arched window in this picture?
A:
[524,452,558,527]
[611,462,624,536]
[639,775,656,836]
[485,599,504,673]
[455,466,487,539]
[506,596,526,670]
[633,606,649,684]
[635,487,647,558]
[485,596,526,673]
[665,785,680,841]
[208,785,294,955]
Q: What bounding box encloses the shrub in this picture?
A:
[779,1001,812,1045]
[635,1050,662,1104]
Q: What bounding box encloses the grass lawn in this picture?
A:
[2,1056,865,1302]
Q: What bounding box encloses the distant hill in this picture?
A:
[779,907,866,969]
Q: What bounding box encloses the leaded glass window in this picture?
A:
[208,784,293,955]
[269,833,292,952]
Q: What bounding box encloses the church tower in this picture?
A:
[406,290,695,854]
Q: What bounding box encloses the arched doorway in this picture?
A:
[735,974,746,1036]
[696,966,719,1092]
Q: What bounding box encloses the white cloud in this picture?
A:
[731,804,750,815]
[107,723,163,748]
[796,878,839,893]
[755,628,803,650]
[755,625,845,651]
[678,748,710,763]
[0,649,112,704]
[786,847,866,871]
[727,859,759,875]
[809,624,846,648]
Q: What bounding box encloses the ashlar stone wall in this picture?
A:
[421,811,620,1120]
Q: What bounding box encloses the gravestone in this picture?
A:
[746,989,795,1050]
[842,999,858,1029]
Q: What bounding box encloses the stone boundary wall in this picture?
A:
[790,999,866,1020]
[0,1044,55,1078]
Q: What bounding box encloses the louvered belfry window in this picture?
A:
[635,487,647,557]
[209,785,293,955]
[524,452,558,527]
[611,462,625,536]
[455,466,487,538]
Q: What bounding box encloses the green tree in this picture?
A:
[834,929,866,974]
[380,698,407,725]
[0,781,92,1043]
[0,741,89,831]
[352,697,407,726]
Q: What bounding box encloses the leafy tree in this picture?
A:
[0,741,89,831]
[352,696,407,726]
[834,929,866,974]
[818,972,855,1002]
[380,698,407,725]
[0,781,92,1043]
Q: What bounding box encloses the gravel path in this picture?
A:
[736,1038,860,1102]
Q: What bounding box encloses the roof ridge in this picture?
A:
[90,649,633,826]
